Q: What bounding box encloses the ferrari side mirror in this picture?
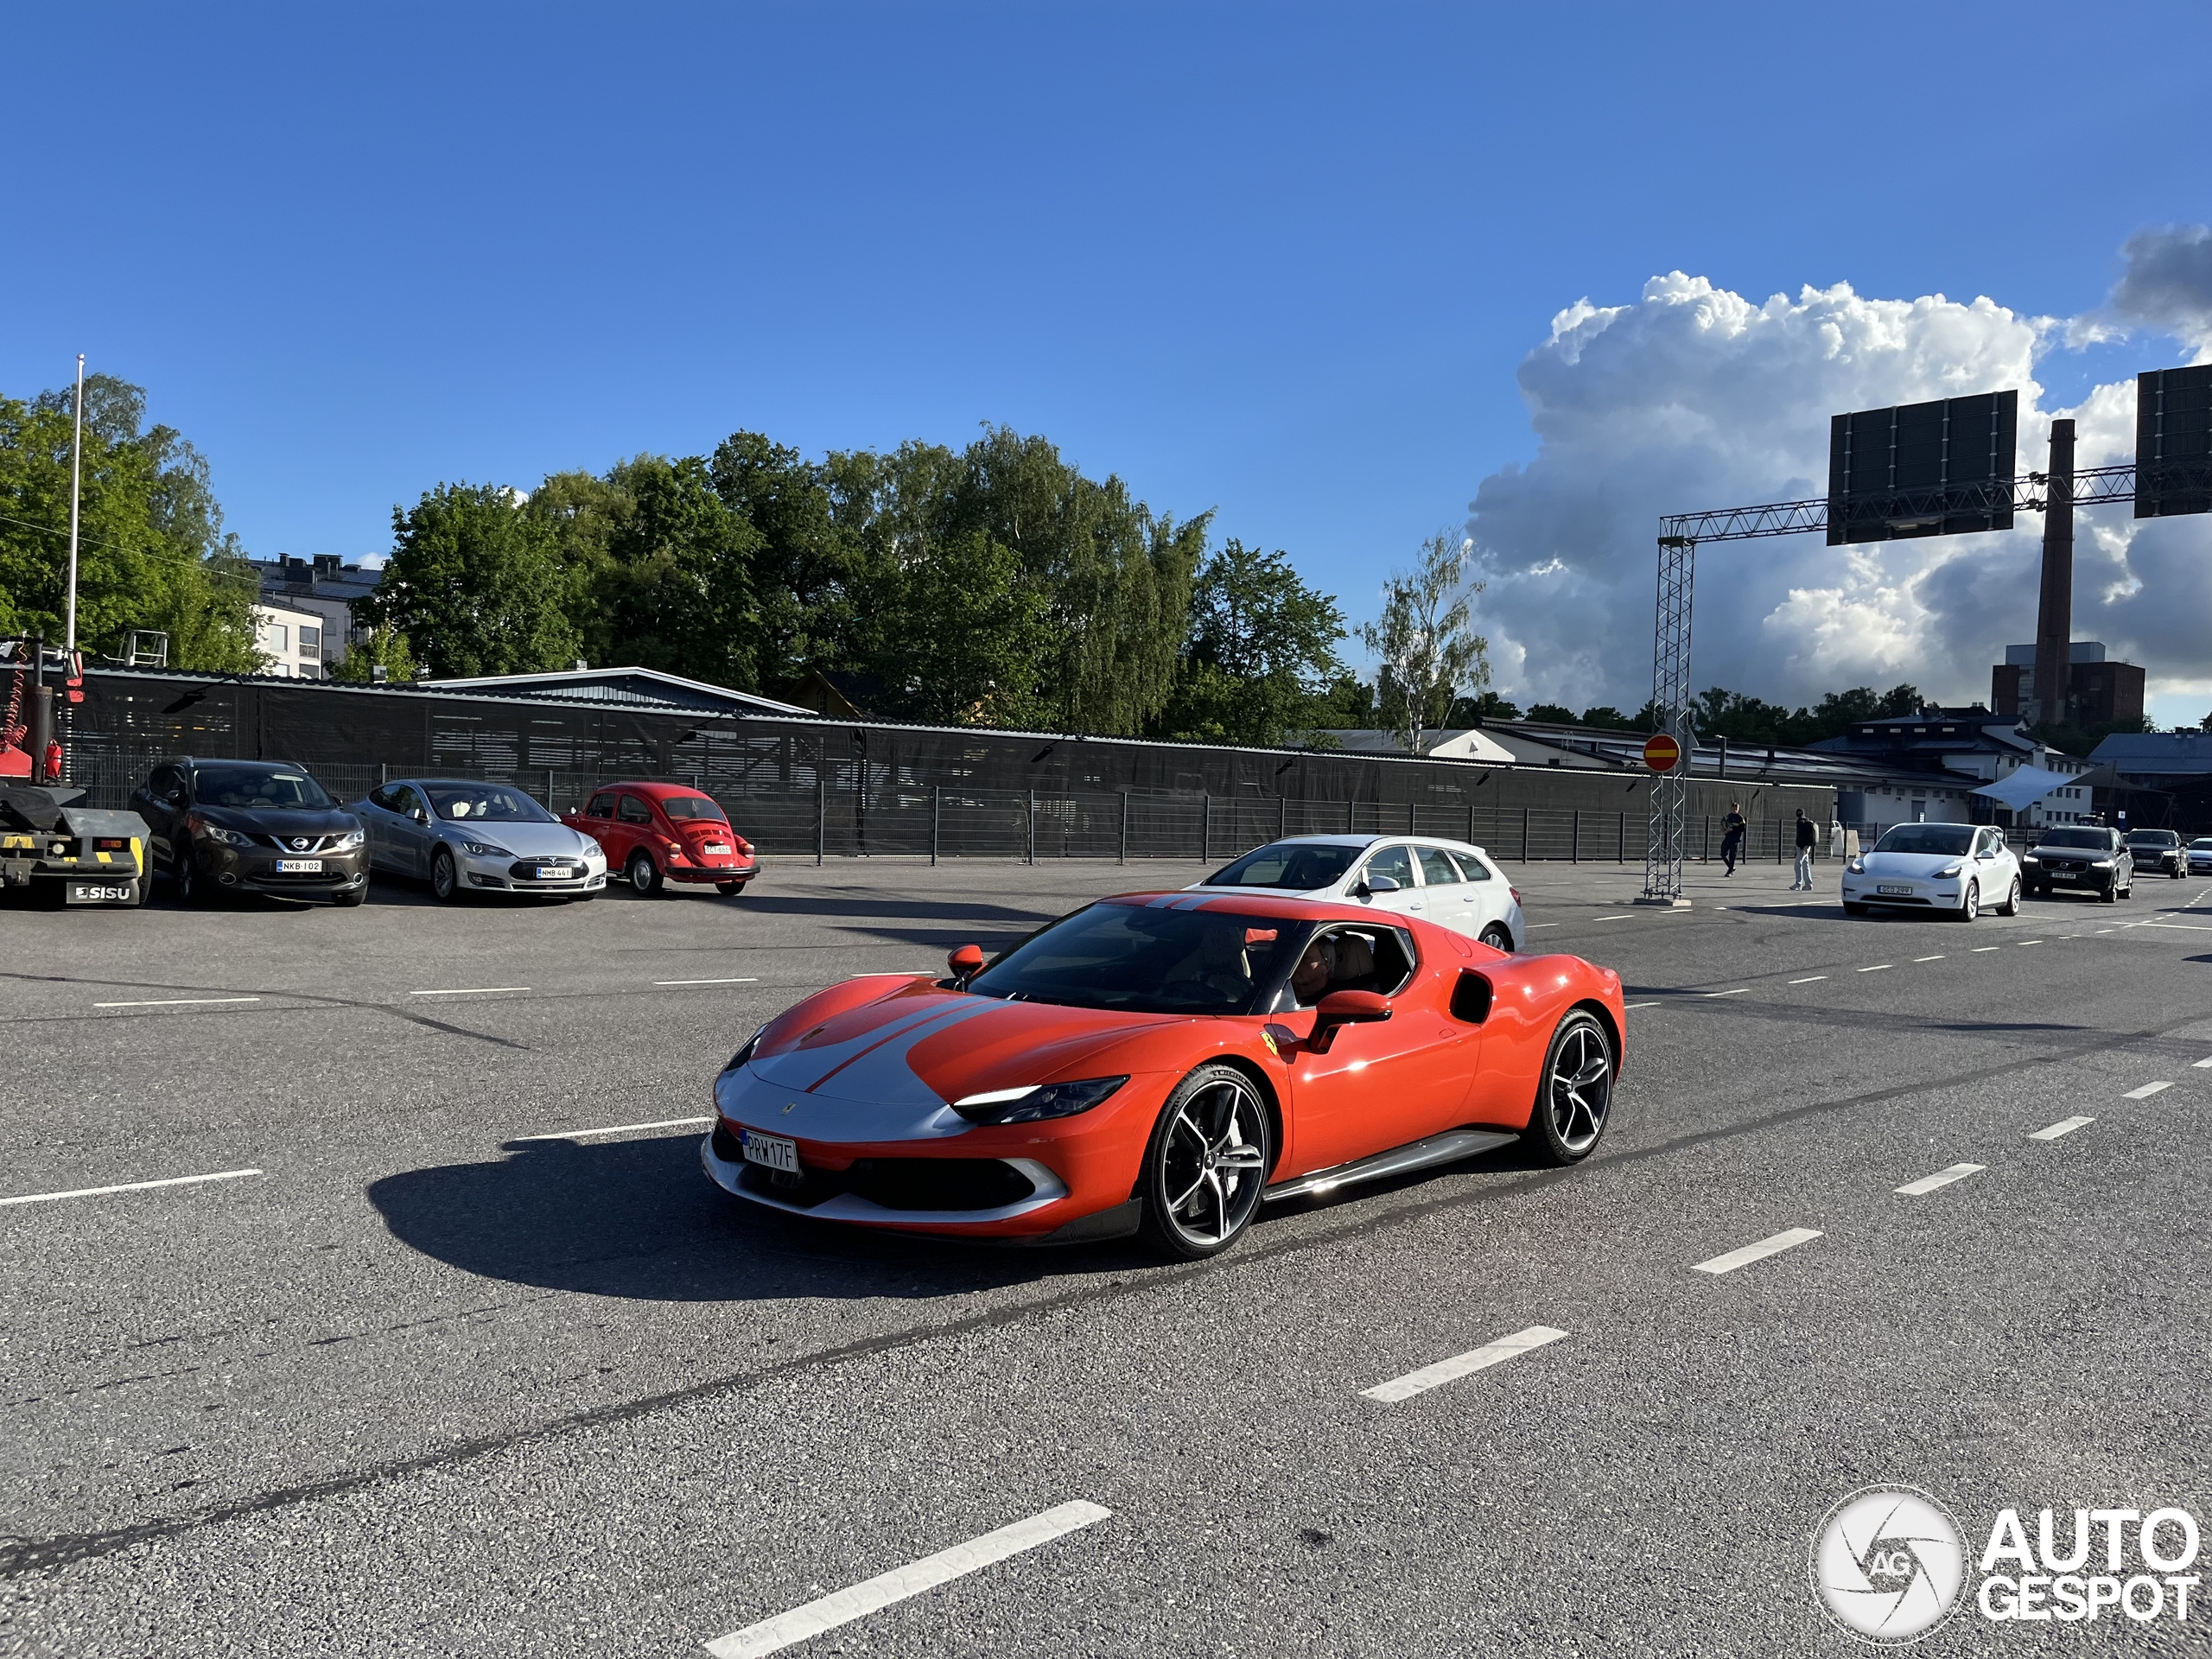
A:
[1307,988,1390,1054]
[948,944,986,981]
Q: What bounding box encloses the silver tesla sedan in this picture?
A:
[346,779,609,902]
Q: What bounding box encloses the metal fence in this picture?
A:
[66,737,1848,869]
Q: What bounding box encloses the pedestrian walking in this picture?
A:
[1720,802,1746,875]
[1792,807,1816,890]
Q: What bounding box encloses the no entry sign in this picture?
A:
[1643,733,1682,772]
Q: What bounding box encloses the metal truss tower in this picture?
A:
[1639,535,1695,903]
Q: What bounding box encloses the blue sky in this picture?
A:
[6,3,2209,721]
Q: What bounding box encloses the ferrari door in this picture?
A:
[1276,925,1479,1176]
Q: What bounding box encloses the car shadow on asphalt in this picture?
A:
[365,1133,1152,1301]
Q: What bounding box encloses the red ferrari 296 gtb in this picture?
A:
[702,891,1625,1258]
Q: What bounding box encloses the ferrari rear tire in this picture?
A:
[1478,922,1512,952]
[1523,1009,1614,1166]
[1137,1064,1273,1261]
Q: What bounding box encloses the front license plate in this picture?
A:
[66,880,137,905]
[534,865,565,880]
[740,1128,799,1173]
[1875,884,1914,895]
[275,858,323,873]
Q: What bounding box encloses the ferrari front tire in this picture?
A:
[1137,1064,1273,1261]
[1523,1009,1614,1166]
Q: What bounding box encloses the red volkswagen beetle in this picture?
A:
[562,782,758,896]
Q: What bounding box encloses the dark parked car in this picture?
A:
[2123,829,2185,879]
[130,758,367,906]
[2019,825,2133,903]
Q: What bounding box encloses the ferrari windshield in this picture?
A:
[194,767,334,810]
[1872,825,1974,856]
[967,901,1302,1015]
[1205,842,1360,890]
[426,784,554,823]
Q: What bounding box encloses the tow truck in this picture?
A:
[0,637,151,906]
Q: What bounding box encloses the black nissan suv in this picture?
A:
[2123,829,2186,880]
[130,758,368,906]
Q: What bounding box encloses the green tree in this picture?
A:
[1445,690,1520,725]
[1360,531,1489,756]
[872,530,1052,724]
[1526,703,1580,725]
[358,482,578,677]
[596,454,760,686]
[332,620,417,683]
[709,430,874,691]
[0,374,258,668]
[1154,539,1347,746]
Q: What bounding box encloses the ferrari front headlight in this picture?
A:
[950,1077,1128,1126]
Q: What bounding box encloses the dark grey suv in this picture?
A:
[2019,826,2133,903]
[2124,829,2186,879]
[130,758,368,906]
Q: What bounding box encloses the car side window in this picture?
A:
[1449,850,1493,881]
[1363,845,1414,888]
[585,792,616,818]
[367,784,397,811]
[618,795,652,824]
[149,766,183,801]
[391,785,426,819]
[1415,847,1462,886]
[1282,923,1418,1009]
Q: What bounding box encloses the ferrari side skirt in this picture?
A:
[1263,1128,1519,1205]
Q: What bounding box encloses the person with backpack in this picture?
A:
[1721,802,1747,875]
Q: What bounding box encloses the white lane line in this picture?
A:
[1896,1163,1985,1196]
[0,1168,264,1209]
[514,1116,711,1142]
[92,995,261,1008]
[2030,1116,2094,1141]
[2194,1057,2212,1069]
[1971,946,2002,952]
[1622,1001,1659,1009]
[1691,1228,1821,1275]
[653,977,760,987]
[410,986,531,996]
[1912,955,1945,963]
[1362,1325,1568,1403]
[1594,914,1631,921]
[2124,1082,2172,1100]
[703,1500,1113,1659]
[1702,988,1748,997]
[1857,964,1891,973]
[1789,976,1827,984]
[1529,922,1560,929]
[2019,939,2044,945]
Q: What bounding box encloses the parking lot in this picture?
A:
[5,855,2210,1656]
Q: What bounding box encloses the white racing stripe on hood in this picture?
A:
[750,996,1002,1106]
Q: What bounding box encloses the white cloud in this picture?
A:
[2104,225,2212,359]
[1463,264,2212,717]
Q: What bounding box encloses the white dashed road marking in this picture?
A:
[1896,1163,1985,1196]
[2124,1082,2172,1099]
[0,1168,264,1208]
[1703,988,1748,997]
[1972,946,2001,952]
[1595,914,1631,921]
[1789,976,1827,984]
[2195,1057,2212,1069]
[93,995,261,1008]
[1691,1228,1821,1275]
[1623,1001,1658,1010]
[410,986,531,996]
[1363,1325,1569,1403]
[1913,955,1944,963]
[1529,922,1560,929]
[2030,1116,2095,1141]
[1857,964,1891,973]
[513,1116,712,1142]
[703,1501,1113,1659]
[654,977,760,987]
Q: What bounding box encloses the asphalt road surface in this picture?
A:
[3,851,2209,1656]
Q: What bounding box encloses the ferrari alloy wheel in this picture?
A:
[627,850,661,895]
[1139,1065,1272,1260]
[1526,1010,1613,1166]
[1955,880,1979,923]
[430,849,460,903]
[1998,877,2021,917]
[1478,922,1512,952]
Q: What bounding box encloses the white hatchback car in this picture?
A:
[1191,833,1527,950]
[2190,837,2212,876]
[1840,823,2021,921]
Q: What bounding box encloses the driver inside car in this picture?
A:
[1290,935,1338,1006]
[1163,917,1255,1003]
